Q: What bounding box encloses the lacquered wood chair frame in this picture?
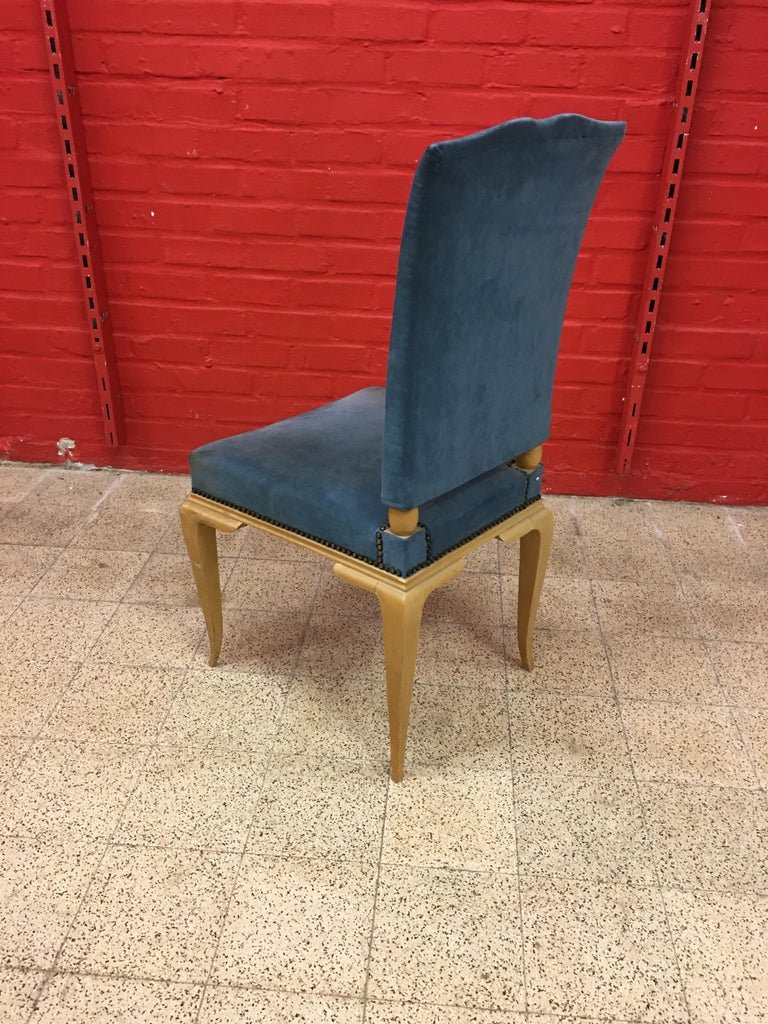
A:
[181,446,553,783]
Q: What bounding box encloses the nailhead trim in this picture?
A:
[191,488,541,578]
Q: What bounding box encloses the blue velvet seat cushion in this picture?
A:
[189,387,540,576]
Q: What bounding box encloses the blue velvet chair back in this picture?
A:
[381,114,625,510]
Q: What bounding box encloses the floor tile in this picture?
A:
[296,614,383,682]
[0,595,21,625]
[199,986,363,1023]
[0,501,90,547]
[70,501,174,552]
[2,599,117,663]
[0,661,78,736]
[0,545,60,596]
[592,580,696,637]
[123,552,234,607]
[195,608,307,675]
[502,576,598,632]
[707,641,768,706]
[114,471,190,505]
[275,677,388,764]
[382,769,517,871]
[423,573,502,624]
[0,837,102,969]
[32,549,148,602]
[464,539,501,573]
[541,493,581,524]
[116,747,268,851]
[573,497,652,539]
[0,739,147,842]
[0,968,45,1024]
[0,737,29,788]
[607,635,723,703]
[406,682,510,770]
[366,1005,524,1024]
[682,578,768,642]
[508,693,632,778]
[30,468,121,507]
[223,558,319,610]
[42,664,183,743]
[59,846,239,982]
[506,629,612,696]
[500,529,588,579]
[417,618,507,688]
[515,774,655,884]
[249,756,387,861]
[665,889,768,1024]
[648,503,758,582]
[315,571,380,618]
[733,508,768,574]
[622,701,758,788]
[581,532,672,582]
[1,473,764,1024]
[89,604,203,668]
[368,865,524,1010]
[646,499,734,540]
[30,974,203,1023]
[0,464,47,502]
[212,855,376,995]
[156,515,247,558]
[734,708,768,786]
[662,530,758,582]
[641,781,768,893]
[159,669,286,752]
[522,876,687,1021]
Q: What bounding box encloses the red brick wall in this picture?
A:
[2,0,766,503]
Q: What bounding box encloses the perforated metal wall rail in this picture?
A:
[40,0,125,446]
[616,0,711,474]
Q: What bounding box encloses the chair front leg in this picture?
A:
[180,497,242,667]
[335,558,464,782]
[375,583,428,783]
[516,503,554,670]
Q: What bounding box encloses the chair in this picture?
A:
[180,113,625,781]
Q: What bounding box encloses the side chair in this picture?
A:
[180,113,625,782]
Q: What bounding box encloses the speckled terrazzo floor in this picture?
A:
[1,463,767,1024]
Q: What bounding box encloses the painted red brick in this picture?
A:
[1,0,766,505]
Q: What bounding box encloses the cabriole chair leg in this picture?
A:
[515,503,554,670]
[180,498,241,667]
[376,584,428,784]
[335,558,464,782]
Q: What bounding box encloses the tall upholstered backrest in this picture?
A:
[381,114,625,510]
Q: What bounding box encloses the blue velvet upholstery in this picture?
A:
[190,386,539,574]
[190,114,624,575]
[383,114,625,509]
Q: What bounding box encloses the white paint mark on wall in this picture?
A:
[57,437,77,461]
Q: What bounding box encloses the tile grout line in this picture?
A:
[587,583,694,1020]
[498,539,529,1015]
[190,558,324,1023]
[591,506,696,1024]
[29,658,193,1018]
[21,476,196,1018]
[661,514,768,811]
[359,774,391,1021]
[17,479,263,1021]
